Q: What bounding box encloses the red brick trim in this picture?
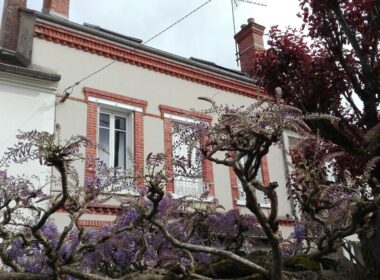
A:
[58,88,149,108]
[84,87,148,113]
[201,137,215,196]
[34,22,268,99]
[86,204,121,215]
[163,119,174,193]
[261,156,270,185]
[78,220,114,228]
[277,217,297,226]
[229,167,239,208]
[56,204,121,215]
[56,94,87,103]
[144,112,162,119]
[76,217,294,228]
[85,101,98,177]
[159,105,212,123]
[162,108,214,196]
[84,88,146,180]
[134,111,144,187]
[230,156,270,209]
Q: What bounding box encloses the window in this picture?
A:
[236,166,270,208]
[98,110,133,171]
[283,134,301,175]
[342,238,364,265]
[287,136,300,149]
[172,122,208,199]
[160,105,214,199]
[84,87,147,195]
[97,110,135,193]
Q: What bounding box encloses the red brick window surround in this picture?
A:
[77,220,114,228]
[84,87,147,188]
[159,105,214,198]
[229,156,270,208]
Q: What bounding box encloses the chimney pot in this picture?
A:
[247,18,255,24]
[0,0,27,51]
[240,24,247,29]
[42,0,70,19]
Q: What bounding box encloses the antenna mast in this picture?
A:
[231,0,267,66]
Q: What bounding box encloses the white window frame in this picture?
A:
[164,113,198,124]
[89,97,143,195]
[98,109,134,171]
[282,131,304,217]
[236,165,271,208]
[282,130,302,177]
[88,96,143,113]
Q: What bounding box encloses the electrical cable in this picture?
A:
[60,0,213,103]
[237,0,266,6]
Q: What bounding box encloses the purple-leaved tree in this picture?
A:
[250,0,379,277]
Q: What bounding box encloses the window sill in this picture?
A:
[236,199,271,209]
[171,193,214,203]
[99,177,138,196]
[101,182,139,196]
[101,189,139,196]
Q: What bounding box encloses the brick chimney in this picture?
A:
[42,0,70,18]
[234,18,265,76]
[0,0,27,51]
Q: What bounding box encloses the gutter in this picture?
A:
[0,62,61,82]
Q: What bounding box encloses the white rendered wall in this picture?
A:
[0,73,56,186]
[31,38,295,228]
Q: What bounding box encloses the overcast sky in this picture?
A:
[1,0,302,70]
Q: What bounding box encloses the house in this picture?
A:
[0,0,297,236]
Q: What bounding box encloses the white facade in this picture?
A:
[0,70,58,183]
[0,3,298,236]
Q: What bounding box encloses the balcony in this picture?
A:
[173,176,212,201]
[237,182,270,208]
[102,176,138,195]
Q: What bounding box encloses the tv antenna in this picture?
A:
[231,0,267,66]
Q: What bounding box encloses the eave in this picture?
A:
[0,62,61,82]
[21,9,267,99]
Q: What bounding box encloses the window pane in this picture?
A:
[173,131,188,158]
[172,123,201,177]
[256,189,268,205]
[115,116,126,130]
[240,156,262,182]
[114,130,126,170]
[99,113,110,128]
[99,127,110,166]
[174,176,205,198]
[288,136,300,149]
[237,166,265,204]
[257,166,263,183]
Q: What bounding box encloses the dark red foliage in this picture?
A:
[252,0,379,276]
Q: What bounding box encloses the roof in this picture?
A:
[0,49,24,67]
[0,50,61,82]
[22,8,256,85]
[83,22,143,44]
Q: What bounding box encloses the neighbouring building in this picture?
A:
[0,0,60,185]
[0,0,297,236]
